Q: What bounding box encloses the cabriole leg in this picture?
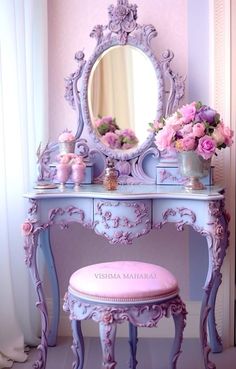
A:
[128,323,138,369]
[99,322,117,369]
[71,320,84,369]
[40,228,60,347]
[207,271,223,353]
[169,301,187,369]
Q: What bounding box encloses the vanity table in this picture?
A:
[23,184,229,369]
[22,1,231,369]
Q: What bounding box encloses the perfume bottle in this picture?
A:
[103,159,119,191]
[71,156,86,190]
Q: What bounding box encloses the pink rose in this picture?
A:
[94,118,102,127]
[179,102,196,123]
[222,125,234,146]
[101,116,113,123]
[21,221,33,236]
[212,122,233,146]
[196,135,216,159]
[182,135,196,151]
[155,126,175,151]
[180,123,193,136]
[192,122,205,138]
[102,132,121,149]
[152,120,164,131]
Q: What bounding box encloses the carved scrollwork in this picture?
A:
[154,206,197,231]
[64,51,86,110]
[94,200,151,244]
[207,199,230,271]
[160,49,186,117]
[64,292,187,328]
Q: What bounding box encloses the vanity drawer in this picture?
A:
[93,199,152,244]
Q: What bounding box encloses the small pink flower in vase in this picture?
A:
[56,154,72,190]
[71,155,86,190]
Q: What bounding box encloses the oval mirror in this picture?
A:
[88,45,158,151]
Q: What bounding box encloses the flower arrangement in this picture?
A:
[149,101,233,160]
[95,116,138,150]
[58,129,76,155]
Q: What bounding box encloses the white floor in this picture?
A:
[12,337,236,369]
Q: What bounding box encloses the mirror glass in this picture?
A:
[88,45,158,150]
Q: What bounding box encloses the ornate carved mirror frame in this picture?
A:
[37,0,185,185]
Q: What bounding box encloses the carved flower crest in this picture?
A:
[114,5,128,20]
[108,1,137,35]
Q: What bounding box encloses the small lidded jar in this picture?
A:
[103,159,119,191]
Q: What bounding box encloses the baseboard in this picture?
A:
[47,298,201,338]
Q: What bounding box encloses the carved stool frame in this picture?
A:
[63,291,187,369]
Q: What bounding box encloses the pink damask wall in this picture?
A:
[48,0,189,299]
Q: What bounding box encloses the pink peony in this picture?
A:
[196,135,216,159]
[179,102,196,123]
[102,132,121,149]
[155,126,175,151]
[192,122,205,138]
[182,135,196,151]
[165,113,183,131]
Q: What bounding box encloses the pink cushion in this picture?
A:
[69,261,179,304]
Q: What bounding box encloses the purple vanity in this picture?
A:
[22,1,230,369]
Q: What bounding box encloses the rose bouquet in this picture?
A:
[101,128,138,149]
[149,101,233,160]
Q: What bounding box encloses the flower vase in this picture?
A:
[56,163,71,189]
[178,151,211,191]
[72,160,86,190]
[59,140,76,155]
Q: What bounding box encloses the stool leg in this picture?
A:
[128,323,138,369]
[169,312,186,369]
[99,322,117,369]
[71,320,84,369]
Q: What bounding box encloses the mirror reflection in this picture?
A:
[88,45,158,150]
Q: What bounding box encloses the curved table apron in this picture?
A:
[22,184,229,369]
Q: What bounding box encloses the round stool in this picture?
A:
[63,261,187,369]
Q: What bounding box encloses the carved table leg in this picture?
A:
[128,323,138,369]
[99,322,117,369]
[200,215,229,369]
[39,228,60,347]
[24,230,48,369]
[71,320,84,369]
[169,300,187,369]
[207,270,223,353]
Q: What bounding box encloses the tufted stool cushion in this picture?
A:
[69,261,179,303]
[64,261,187,369]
